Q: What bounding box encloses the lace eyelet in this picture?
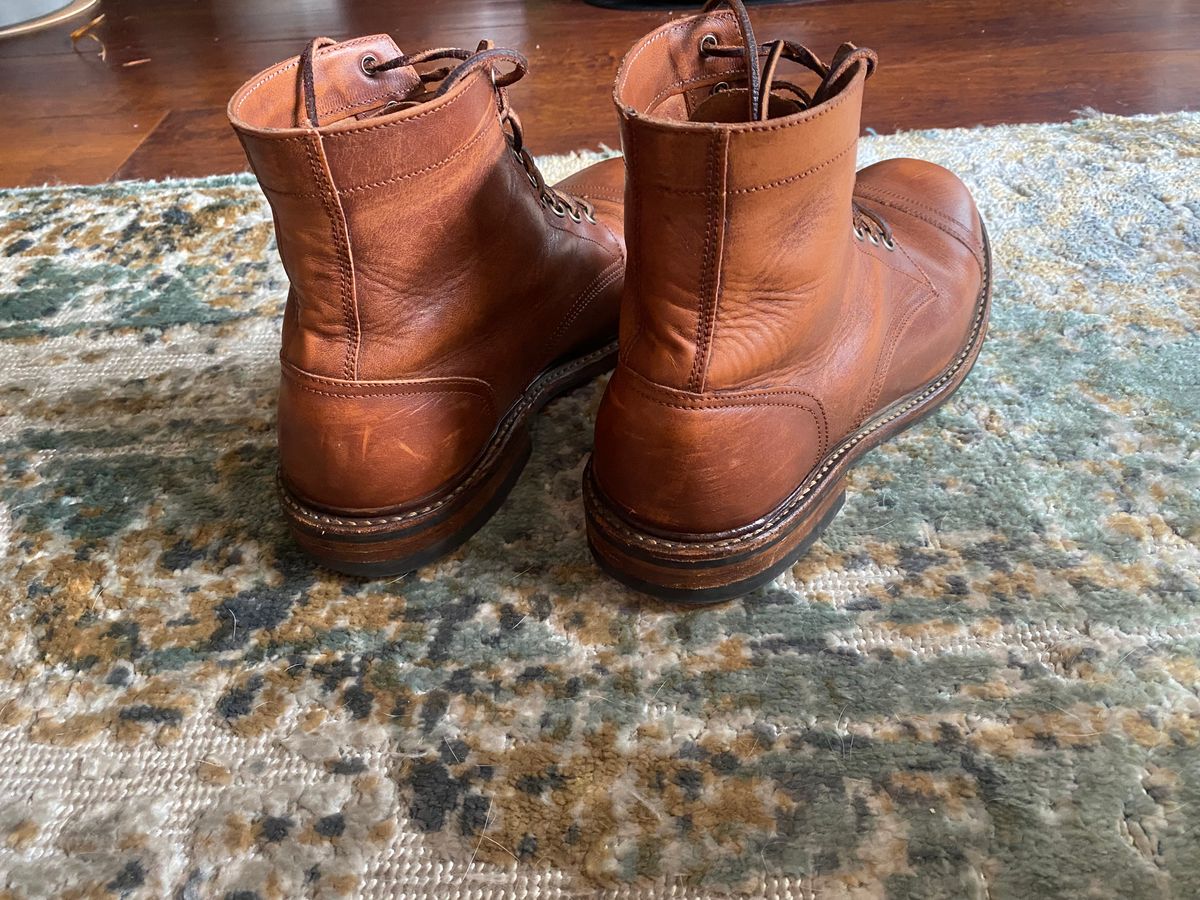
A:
[584,210,598,225]
[361,54,378,76]
[700,33,719,53]
[853,226,865,241]
[550,200,567,218]
[712,81,730,95]
[867,232,879,246]
[527,169,539,188]
[883,236,896,251]
[568,207,583,223]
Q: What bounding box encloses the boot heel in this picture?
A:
[584,463,848,604]
[282,429,533,578]
[282,340,618,578]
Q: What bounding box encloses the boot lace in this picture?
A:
[298,39,595,224]
[699,0,892,251]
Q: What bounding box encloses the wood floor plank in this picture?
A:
[0,0,1196,186]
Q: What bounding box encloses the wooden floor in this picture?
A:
[0,0,1197,188]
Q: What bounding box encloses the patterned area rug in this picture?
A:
[1,112,1198,899]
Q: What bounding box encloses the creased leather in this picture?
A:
[229,37,626,514]
[594,10,985,535]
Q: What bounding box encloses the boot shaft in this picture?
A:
[229,37,556,385]
[614,9,871,392]
[228,37,626,518]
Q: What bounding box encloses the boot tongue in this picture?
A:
[699,2,874,121]
[299,35,423,127]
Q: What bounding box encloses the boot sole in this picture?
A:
[279,340,618,577]
[584,225,993,604]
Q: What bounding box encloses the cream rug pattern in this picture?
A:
[0,112,1198,899]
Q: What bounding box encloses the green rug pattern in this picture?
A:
[0,112,1198,899]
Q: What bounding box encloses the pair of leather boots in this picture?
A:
[227,0,991,603]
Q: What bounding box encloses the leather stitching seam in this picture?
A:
[857,281,932,424]
[652,136,855,196]
[233,36,383,116]
[622,68,861,137]
[588,237,992,552]
[279,342,617,528]
[547,262,624,353]
[290,383,496,419]
[322,77,473,137]
[646,68,749,112]
[616,11,737,97]
[622,126,645,362]
[688,132,722,390]
[282,361,497,415]
[856,186,975,243]
[856,186,986,271]
[303,135,358,379]
[264,110,495,198]
[852,239,926,289]
[626,373,829,458]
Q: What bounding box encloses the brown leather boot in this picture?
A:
[229,36,625,575]
[585,0,991,602]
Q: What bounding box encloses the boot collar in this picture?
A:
[614,0,876,133]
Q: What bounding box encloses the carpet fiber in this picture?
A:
[1,112,1198,899]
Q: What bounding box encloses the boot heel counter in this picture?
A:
[592,367,827,534]
[278,363,497,513]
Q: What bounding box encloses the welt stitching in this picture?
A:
[280,342,617,528]
[592,242,991,551]
[688,132,722,391]
[303,135,357,379]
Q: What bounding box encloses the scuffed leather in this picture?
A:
[229,36,625,514]
[593,11,985,535]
